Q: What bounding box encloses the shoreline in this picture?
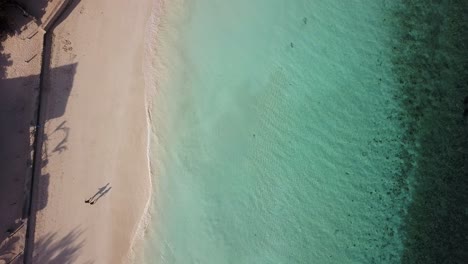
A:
[129,0,164,261]
[125,0,163,260]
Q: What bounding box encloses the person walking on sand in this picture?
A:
[85,183,110,204]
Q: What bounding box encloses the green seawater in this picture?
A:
[144,0,468,263]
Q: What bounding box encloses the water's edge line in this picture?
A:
[126,0,162,262]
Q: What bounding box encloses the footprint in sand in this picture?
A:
[62,39,73,52]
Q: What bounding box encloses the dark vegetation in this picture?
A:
[0,0,50,77]
[0,0,11,30]
[391,0,468,263]
[0,0,13,78]
[33,229,92,264]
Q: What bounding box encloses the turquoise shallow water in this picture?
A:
[144,0,468,263]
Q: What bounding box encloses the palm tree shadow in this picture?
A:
[33,228,93,264]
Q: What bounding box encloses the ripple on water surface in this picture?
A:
[145,0,468,263]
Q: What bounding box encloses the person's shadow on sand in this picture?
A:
[85,183,111,205]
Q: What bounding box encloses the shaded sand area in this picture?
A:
[0,3,43,263]
[0,0,60,261]
[1,0,152,263]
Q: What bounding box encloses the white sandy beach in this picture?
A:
[29,0,153,263]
